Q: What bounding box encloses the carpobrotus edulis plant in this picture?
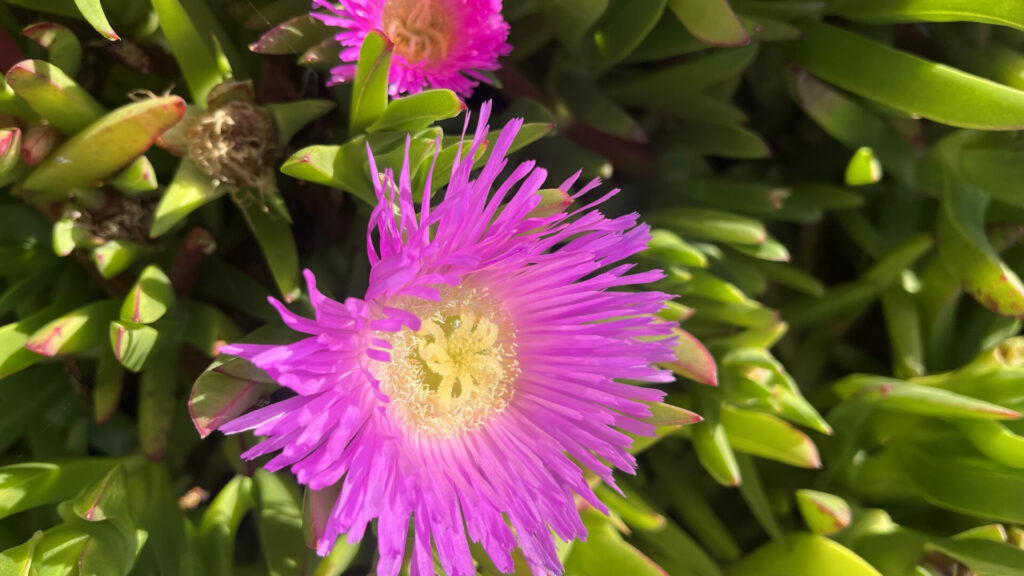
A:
[217,104,678,575]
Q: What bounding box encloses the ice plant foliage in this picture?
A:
[218,104,677,575]
[312,0,512,96]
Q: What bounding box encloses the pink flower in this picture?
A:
[312,0,512,96]
[218,103,677,575]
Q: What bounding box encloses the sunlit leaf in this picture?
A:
[349,30,392,134]
[786,21,1024,130]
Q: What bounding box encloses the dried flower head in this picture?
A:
[186,101,275,189]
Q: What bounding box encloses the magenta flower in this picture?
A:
[311,0,512,96]
[218,104,677,575]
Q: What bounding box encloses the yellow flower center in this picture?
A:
[378,286,518,438]
[381,0,453,66]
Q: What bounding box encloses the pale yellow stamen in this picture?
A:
[381,0,453,66]
[377,286,517,438]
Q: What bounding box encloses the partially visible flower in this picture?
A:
[217,103,677,575]
[312,0,512,96]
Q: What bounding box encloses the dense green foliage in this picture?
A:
[2,0,1024,574]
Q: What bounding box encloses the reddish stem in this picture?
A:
[0,28,24,73]
[171,227,216,297]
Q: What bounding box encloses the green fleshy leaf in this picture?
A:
[937,173,1024,318]
[741,15,801,42]
[647,402,704,427]
[22,96,186,202]
[179,300,242,357]
[0,531,44,575]
[150,158,224,237]
[678,269,751,305]
[925,538,1024,576]
[238,198,300,302]
[685,178,788,215]
[954,524,1008,543]
[652,207,766,245]
[17,124,60,167]
[92,240,157,279]
[349,30,392,134]
[641,517,723,576]
[73,0,119,40]
[151,0,225,104]
[565,509,669,576]
[958,420,1024,469]
[730,236,790,262]
[648,456,739,562]
[666,327,718,386]
[769,183,864,223]
[70,465,129,522]
[0,459,117,520]
[297,37,342,71]
[526,188,573,219]
[120,265,174,325]
[735,453,783,541]
[607,45,757,106]
[692,393,741,486]
[833,0,1024,30]
[155,105,200,157]
[108,156,159,194]
[648,229,708,267]
[195,257,276,321]
[687,297,777,328]
[198,475,255,575]
[266,99,336,148]
[672,121,771,159]
[796,490,852,535]
[5,59,104,135]
[784,234,932,329]
[311,538,360,576]
[249,14,333,55]
[788,68,919,187]
[881,283,925,378]
[900,444,1024,524]
[0,365,66,453]
[254,470,308,576]
[627,11,707,63]
[0,294,88,379]
[834,375,1020,420]
[110,320,159,372]
[554,57,644,140]
[0,127,21,187]
[25,299,120,357]
[596,483,666,533]
[730,533,882,576]
[667,0,749,47]
[785,21,1024,130]
[545,0,609,52]
[722,405,821,468]
[960,146,1024,209]
[94,349,125,424]
[0,73,37,120]
[138,338,178,460]
[205,79,255,109]
[281,140,375,204]
[21,22,83,77]
[590,0,667,66]
[189,357,277,438]
[368,90,464,134]
[845,146,883,186]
